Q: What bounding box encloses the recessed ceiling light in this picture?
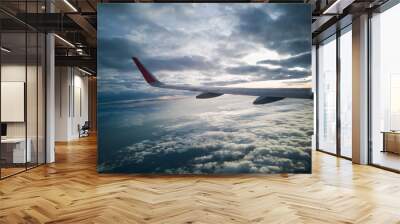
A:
[322,0,353,15]
[54,34,75,48]
[63,0,78,12]
[78,67,93,76]
[1,47,11,53]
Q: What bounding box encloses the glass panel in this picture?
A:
[0,1,46,178]
[27,31,38,169]
[340,28,352,158]
[26,0,39,169]
[371,4,400,171]
[38,33,45,165]
[1,30,27,177]
[318,36,337,154]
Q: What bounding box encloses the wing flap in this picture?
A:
[253,96,285,105]
[196,92,224,99]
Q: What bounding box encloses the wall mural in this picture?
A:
[97,3,313,174]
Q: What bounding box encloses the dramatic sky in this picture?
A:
[97,4,312,174]
[98,3,311,102]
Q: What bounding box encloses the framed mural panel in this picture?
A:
[98,3,312,174]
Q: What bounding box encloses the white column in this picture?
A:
[312,45,317,150]
[46,33,55,163]
[55,67,73,141]
[352,14,369,164]
[45,1,55,163]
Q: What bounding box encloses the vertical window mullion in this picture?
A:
[0,22,2,179]
[36,0,39,167]
[336,28,341,157]
[316,44,320,151]
[367,12,373,165]
[25,0,28,171]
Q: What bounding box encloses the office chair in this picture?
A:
[79,121,90,138]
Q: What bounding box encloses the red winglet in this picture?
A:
[132,57,159,84]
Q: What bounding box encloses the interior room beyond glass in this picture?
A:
[370,3,400,171]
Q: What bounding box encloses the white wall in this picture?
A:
[55,67,89,141]
[1,65,26,139]
[1,65,41,137]
[71,73,89,138]
[1,63,46,164]
[55,67,70,141]
[1,82,25,122]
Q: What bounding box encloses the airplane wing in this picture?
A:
[132,57,313,105]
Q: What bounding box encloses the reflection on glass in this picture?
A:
[390,75,400,130]
[318,36,337,154]
[371,3,400,171]
[27,32,38,169]
[340,28,352,158]
[38,33,46,165]
[0,0,47,178]
[1,32,27,177]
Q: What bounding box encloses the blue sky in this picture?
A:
[98,3,311,103]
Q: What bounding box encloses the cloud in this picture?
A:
[139,55,217,72]
[257,52,311,69]
[226,65,310,79]
[98,97,313,174]
[98,37,144,72]
[233,5,311,55]
[98,4,312,101]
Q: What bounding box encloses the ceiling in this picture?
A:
[0,0,97,74]
[0,0,392,75]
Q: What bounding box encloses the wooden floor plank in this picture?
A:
[1,135,400,223]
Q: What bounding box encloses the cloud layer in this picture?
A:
[98,97,313,174]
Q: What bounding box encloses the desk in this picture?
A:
[382,131,400,154]
[1,138,31,163]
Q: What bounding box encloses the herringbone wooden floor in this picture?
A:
[1,135,400,224]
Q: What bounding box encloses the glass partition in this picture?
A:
[371,3,400,171]
[38,32,45,165]
[339,27,352,158]
[317,35,337,154]
[0,1,46,179]
[27,31,38,169]
[1,31,28,177]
